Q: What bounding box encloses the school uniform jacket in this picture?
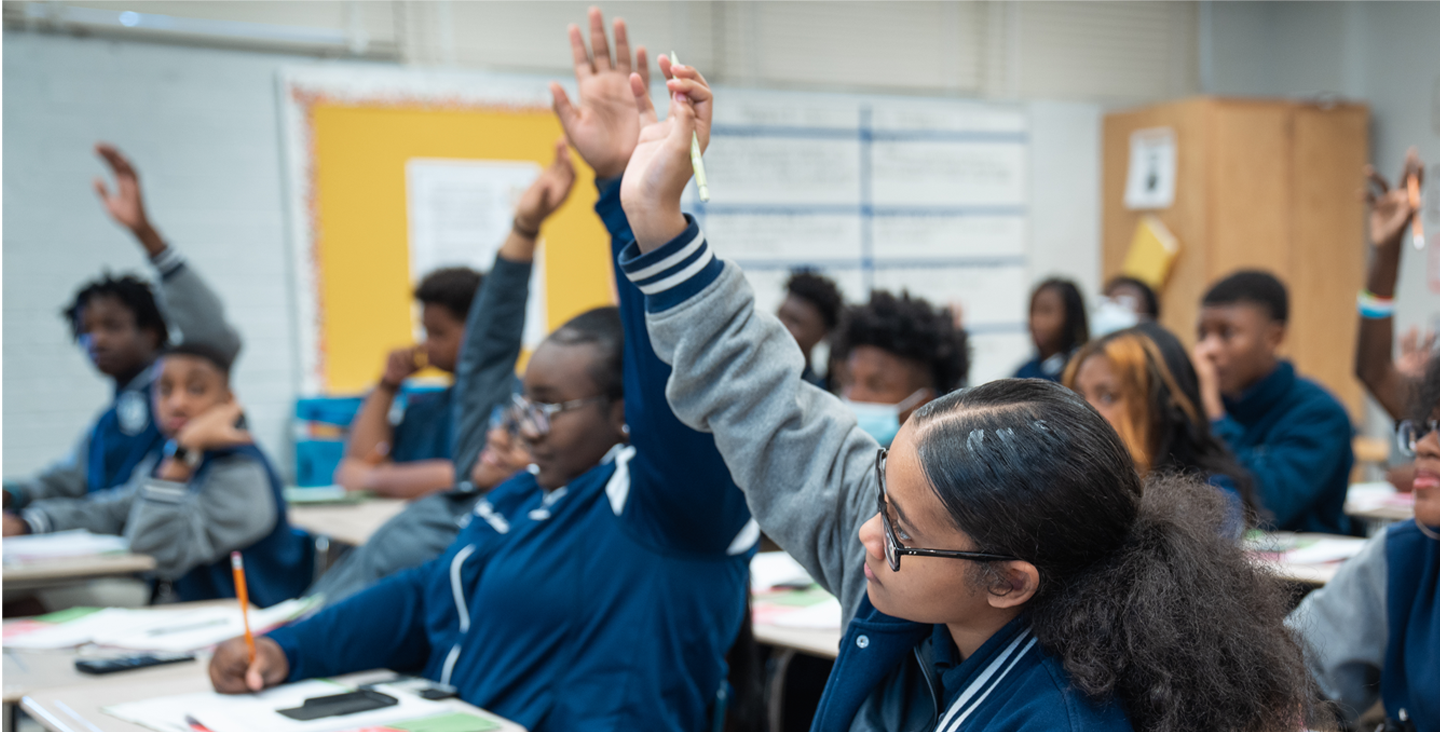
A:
[4,247,242,508]
[20,443,309,607]
[1289,520,1440,730]
[625,216,1135,732]
[266,180,758,732]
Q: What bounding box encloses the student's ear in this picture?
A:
[985,560,1040,609]
[1264,319,1286,352]
[608,398,627,439]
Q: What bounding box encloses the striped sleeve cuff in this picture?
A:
[616,215,723,313]
[149,246,186,279]
[21,508,51,535]
[141,480,188,504]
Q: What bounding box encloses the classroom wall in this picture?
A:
[1204,0,1440,436]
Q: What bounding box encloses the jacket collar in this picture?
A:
[1222,360,1295,423]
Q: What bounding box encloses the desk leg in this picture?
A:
[767,648,797,732]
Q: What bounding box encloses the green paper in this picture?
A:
[35,606,103,624]
[764,587,831,607]
[388,712,500,732]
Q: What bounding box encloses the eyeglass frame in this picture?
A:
[874,447,1019,572]
[1396,419,1440,458]
[509,392,609,437]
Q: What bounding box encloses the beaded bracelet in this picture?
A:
[1357,289,1396,319]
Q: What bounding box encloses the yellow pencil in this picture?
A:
[231,551,255,665]
[671,52,710,202]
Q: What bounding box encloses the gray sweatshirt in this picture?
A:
[5,247,242,507]
[1287,529,1389,726]
[21,451,277,581]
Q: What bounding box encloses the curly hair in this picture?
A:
[63,273,168,345]
[1203,270,1289,324]
[912,379,1329,732]
[834,289,969,392]
[785,270,844,331]
[415,267,484,321]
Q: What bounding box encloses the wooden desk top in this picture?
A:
[752,622,840,660]
[21,665,526,732]
[2,553,156,592]
[288,498,407,547]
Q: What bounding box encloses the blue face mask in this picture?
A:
[842,389,929,447]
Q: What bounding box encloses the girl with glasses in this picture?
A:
[613,57,1326,732]
[1288,151,1437,732]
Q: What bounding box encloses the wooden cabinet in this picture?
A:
[1102,97,1370,420]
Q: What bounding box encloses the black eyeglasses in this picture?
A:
[1397,419,1440,458]
[874,448,1018,572]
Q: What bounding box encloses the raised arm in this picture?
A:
[94,143,242,361]
[610,59,878,617]
[552,10,753,557]
[1356,149,1427,420]
[452,139,575,484]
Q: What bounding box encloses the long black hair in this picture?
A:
[1031,278,1089,355]
[909,379,1327,732]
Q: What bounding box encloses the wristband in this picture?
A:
[1357,289,1396,319]
[512,217,541,239]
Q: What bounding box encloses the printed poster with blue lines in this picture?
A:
[681,89,1031,384]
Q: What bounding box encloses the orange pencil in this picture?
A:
[231,551,255,665]
[1409,173,1425,250]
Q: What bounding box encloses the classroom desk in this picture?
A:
[288,498,407,547]
[21,664,525,732]
[2,553,156,593]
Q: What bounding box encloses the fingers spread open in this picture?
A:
[568,24,592,78]
[613,18,631,74]
[589,8,612,72]
[1365,166,1390,195]
[550,83,579,127]
[631,72,658,125]
[635,47,650,88]
[658,54,673,82]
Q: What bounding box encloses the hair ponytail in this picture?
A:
[913,380,1329,732]
[1029,474,1326,732]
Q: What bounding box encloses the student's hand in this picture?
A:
[380,346,423,391]
[209,635,288,694]
[1364,147,1424,249]
[175,401,253,453]
[93,143,165,257]
[1397,325,1435,380]
[514,138,578,234]
[549,9,649,180]
[620,57,712,251]
[2,513,29,537]
[1191,341,1226,421]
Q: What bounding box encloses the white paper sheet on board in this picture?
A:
[1124,127,1176,210]
[405,158,548,348]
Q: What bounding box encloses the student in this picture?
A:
[210,18,755,729]
[778,270,844,388]
[332,266,483,499]
[1355,148,1429,421]
[834,290,969,446]
[1064,324,1257,528]
[611,61,1324,732]
[1014,278,1088,381]
[3,343,310,606]
[3,144,241,509]
[1193,270,1355,534]
[1288,354,1440,730]
[1092,276,1159,337]
[307,139,574,606]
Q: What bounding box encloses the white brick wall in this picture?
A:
[3,30,307,479]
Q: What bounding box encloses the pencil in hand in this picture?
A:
[231,551,255,665]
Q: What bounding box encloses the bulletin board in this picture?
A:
[278,67,613,394]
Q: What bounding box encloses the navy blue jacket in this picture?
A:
[1382,521,1440,728]
[90,369,166,492]
[1211,361,1354,534]
[175,444,313,607]
[390,386,455,463]
[267,180,756,732]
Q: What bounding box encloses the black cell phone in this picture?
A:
[277,689,399,721]
[75,652,195,675]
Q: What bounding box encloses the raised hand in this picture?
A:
[515,138,578,233]
[1397,325,1435,379]
[1365,147,1425,249]
[94,143,165,256]
[549,8,650,179]
[619,57,712,251]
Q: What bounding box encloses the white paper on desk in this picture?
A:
[3,608,143,649]
[771,597,842,630]
[96,596,321,652]
[1285,538,1367,565]
[105,679,454,732]
[751,552,815,592]
[2,529,129,564]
